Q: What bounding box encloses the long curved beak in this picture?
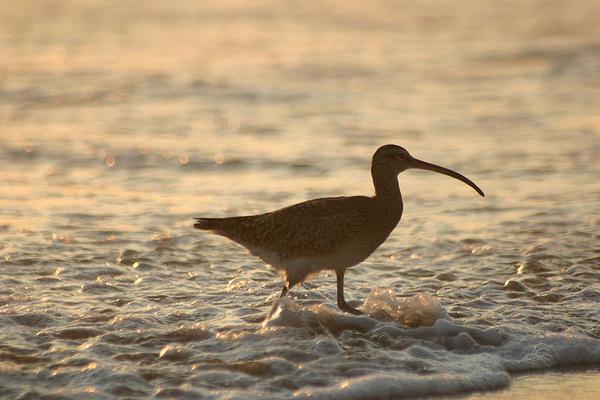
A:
[410,158,485,197]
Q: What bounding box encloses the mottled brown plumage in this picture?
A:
[194,144,484,314]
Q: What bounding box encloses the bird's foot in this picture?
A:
[338,301,363,315]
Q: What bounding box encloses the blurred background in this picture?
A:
[1,1,599,399]
[2,0,599,226]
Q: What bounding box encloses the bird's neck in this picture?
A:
[371,166,402,207]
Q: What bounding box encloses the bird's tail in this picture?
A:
[193,216,249,231]
[194,217,224,230]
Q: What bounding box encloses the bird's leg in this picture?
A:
[267,284,289,319]
[336,269,363,315]
[280,285,288,297]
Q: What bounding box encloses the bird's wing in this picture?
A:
[217,196,374,259]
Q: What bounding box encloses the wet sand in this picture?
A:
[455,368,600,400]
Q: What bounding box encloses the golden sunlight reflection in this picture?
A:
[178,153,189,165]
[214,153,225,165]
[104,155,116,167]
[1,0,600,399]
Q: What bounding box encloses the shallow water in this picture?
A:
[1,0,600,398]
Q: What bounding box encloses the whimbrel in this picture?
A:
[194,145,484,314]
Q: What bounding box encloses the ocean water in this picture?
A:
[1,0,600,399]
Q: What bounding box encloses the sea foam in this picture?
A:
[257,288,600,400]
[361,287,448,327]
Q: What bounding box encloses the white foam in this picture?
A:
[293,370,510,400]
[361,287,448,327]
[255,290,600,400]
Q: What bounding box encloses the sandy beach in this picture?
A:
[458,368,600,400]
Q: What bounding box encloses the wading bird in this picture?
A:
[194,145,484,314]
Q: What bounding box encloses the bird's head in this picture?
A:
[372,144,485,197]
[372,144,414,173]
